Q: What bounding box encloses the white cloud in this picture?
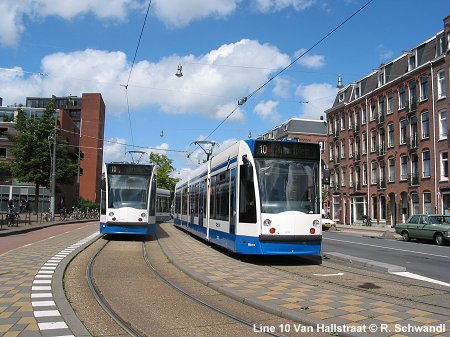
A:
[0,0,139,47]
[254,0,315,12]
[295,48,326,69]
[254,100,280,121]
[103,138,128,163]
[152,0,240,28]
[1,40,290,121]
[102,138,170,164]
[295,83,337,119]
[273,77,292,98]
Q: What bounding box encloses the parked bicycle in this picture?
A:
[6,205,20,226]
[362,214,372,226]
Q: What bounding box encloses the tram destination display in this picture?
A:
[254,140,319,160]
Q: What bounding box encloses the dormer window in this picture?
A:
[408,53,416,71]
[354,82,361,99]
[338,93,344,102]
[378,71,385,87]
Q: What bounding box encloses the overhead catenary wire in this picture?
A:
[187,0,374,159]
[121,0,153,149]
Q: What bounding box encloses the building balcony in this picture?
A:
[377,145,386,157]
[406,100,417,116]
[407,135,418,151]
[408,174,420,187]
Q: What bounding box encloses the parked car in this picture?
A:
[395,214,450,246]
[322,215,335,230]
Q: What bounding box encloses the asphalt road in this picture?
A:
[322,231,450,285]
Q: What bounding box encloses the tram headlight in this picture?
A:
[108,212,114,217]
[141,213,146,217]
[263,219,272,227]
[313,220,320,227]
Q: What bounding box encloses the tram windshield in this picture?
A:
[255,159,319,214]
[108,175,150,209]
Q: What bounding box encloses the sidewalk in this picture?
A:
[330,222,401,239]
[0,213,93,236]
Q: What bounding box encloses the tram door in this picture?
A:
[229,168,237,235]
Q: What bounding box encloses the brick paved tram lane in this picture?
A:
[0,222,100,337]
[157,222,450,337]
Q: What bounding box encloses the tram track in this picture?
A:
[83,238,307,337]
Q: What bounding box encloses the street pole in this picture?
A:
[50,112,57,221]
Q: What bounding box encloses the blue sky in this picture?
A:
[1,0,449,176]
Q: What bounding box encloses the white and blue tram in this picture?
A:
[173,139,325,255]
[100,163,157,235]
[156,188,172,222]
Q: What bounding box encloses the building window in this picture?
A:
[441,152,448,181]
[355,83,361,99]
[370,100,376,121]
[362,132,367,155]
[349,138,353,158]
[370,129,376,153]
[378,70,385,87]
[409,81,417,106]
[439,110,447,140]
[378,95,385,116]
[421,111,429,139]
[340,113,345,131]
[400,119,407,145]
[362,104,366,125]
[408,54,416,71]
[422,150,430,178]
[400,155,408,181]
[341,139,345,158]
[387,92,394,114]
[437,70,446,99]
[388,157,395,182]
[339,93,344,102]
[420,76,428,100]
[399,85,406,109]
[0,148,6,158]
[348,111,353,130]
[349,166,353,187]
[341,167,346,187]
[362,163,367,185]
[423,192,432,214]
[411,193,419,215]
[371,161,377,185]
[387,123,394,148]
[329,144,333,161]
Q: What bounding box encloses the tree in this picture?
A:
[8,102,78,213]
[149,153,179,191]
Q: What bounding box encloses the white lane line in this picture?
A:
[313,272,345,276]
[325,237,450,259]
[32,231,100,337]
[38,322,68,330]
[390,271,450,288]
[34,310,61,317]
[32,300,56,307]
[31,293,53,298]
[32,286,51,291]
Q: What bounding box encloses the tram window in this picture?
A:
[239,164,256,223]
[149,175,156,216]
[216,171,230,221]
[210,176,216,219]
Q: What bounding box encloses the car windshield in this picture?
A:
[255,158,319,214]
[427,215,450,224]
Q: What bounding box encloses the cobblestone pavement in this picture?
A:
[0,222,99,337]
[157,223,450,337]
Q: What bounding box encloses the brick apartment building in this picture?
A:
[325,15,450,226]
[26,93,105,204]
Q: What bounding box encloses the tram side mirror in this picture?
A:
[241,155,254,182]
[322,168,330,185]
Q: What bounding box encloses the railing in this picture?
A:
[377,145,386,157]
[377,113,385,125]
[407,135,418,150]
[408,174,420,186]
[378,179,386,189]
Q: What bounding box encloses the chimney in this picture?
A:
[336,74,343,89]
